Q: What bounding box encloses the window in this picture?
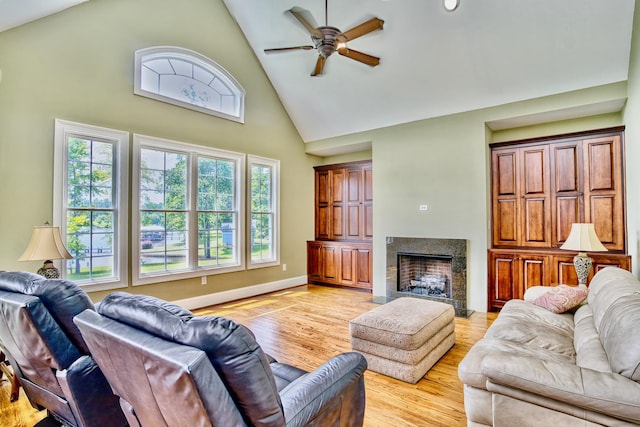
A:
[248,156,279,268]
[133,134,245,284]
[53,119,129,291]
[134,46,245,123]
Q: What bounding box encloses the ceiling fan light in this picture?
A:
[444,0,459,12]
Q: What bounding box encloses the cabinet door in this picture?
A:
[520,255,550,295]
[492,149,520,246]
[339,246,355,286]
[489,250,550,311]
[582,136,624,251]
[355,245,373,289]
[488,251,519,310]
[321,244,340,284]
[552,253,631,285]
[330,169,345,239]
[307,242,323,282]
[550,142,582,247]
[520,146,551,247]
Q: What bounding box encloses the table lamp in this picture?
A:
[19,223,72,279]
[560,223,607,288]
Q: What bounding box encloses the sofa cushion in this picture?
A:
[598,293,640,381]
[97,292,285,427]
[532,285,588,314]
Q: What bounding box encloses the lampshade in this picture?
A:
[560,223,607,253]
[19,225,72,262]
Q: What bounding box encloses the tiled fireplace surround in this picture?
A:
[385,237,471,317]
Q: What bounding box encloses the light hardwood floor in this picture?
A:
[0,284,496,427]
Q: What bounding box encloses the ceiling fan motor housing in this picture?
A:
[313,26,343,57]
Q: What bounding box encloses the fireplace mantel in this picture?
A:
[386,237,471,317]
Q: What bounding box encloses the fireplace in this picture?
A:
[386,237,471,317]
[397,253,452,298]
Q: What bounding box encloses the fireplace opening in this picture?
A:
[397,253,453,299]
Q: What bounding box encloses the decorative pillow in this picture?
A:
[532,284,588,313]
[523,286,552,302]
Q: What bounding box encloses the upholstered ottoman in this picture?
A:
[350,297,455,383]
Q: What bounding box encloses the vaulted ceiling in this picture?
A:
[223,0,636,143]
[1,0,636,146]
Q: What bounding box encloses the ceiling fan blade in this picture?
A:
[337,48,380,67]
[288,7,321,38]
[264,46,315,53]
[341,17,384,42]
[311,55,326,76]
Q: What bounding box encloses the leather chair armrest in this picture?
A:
[57,355,127,427]
[280,352,367,427]
[482,354,640,424]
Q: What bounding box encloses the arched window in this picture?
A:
[134,47,245,123]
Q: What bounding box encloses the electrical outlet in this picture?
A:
[282,264,287,271]
[201,276,207,285]
[419,204,429,211]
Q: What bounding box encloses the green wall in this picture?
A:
[307,81,631,312]
[0,0,319,302]
[622,0,640,278]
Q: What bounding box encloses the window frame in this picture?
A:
[53,119,129,291]
[247,155,280,269]
[132,134,246,285]
[134,46,245,123]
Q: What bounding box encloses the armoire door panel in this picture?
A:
[316,171,330,204]
[495,152,518,196]
[347,169,361,202]
[364,204,374,239]
[347,205,361,238]
[316,206,330,239]
[589,195,615,244]
[555,196,579,244]
[364,167,373,202]
[522,148,547,195]
[553,145,579,193]
[331,170,345,203]
[585,141,615,191]
[523,198,548,244]
[496,199,518,243]
[331,205,343,238]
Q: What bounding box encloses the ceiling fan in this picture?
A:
[264,1,384,76]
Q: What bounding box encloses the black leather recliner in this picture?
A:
[74,291,368,427]
[0,271,127,427]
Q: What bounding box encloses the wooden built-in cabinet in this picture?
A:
[488,249,631,311]
[309,161,373,290]
[307,241,372,289]
[489,128,629,311]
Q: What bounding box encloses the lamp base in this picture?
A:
[37,260,60,279]
[573,253,592,287]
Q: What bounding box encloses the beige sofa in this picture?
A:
[458,267,640,426]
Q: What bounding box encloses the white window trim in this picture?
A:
[53,119,129,292]
[247,155,280,269]
[134,46,245,123]
[132,134,246,286]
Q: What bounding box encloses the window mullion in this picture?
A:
[189,153,199,269]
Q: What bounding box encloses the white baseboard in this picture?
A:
[173,275,308,310]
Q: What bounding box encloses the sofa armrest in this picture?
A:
[482,355,640,424]
[280,352,367,427]
[57,355,127,427]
